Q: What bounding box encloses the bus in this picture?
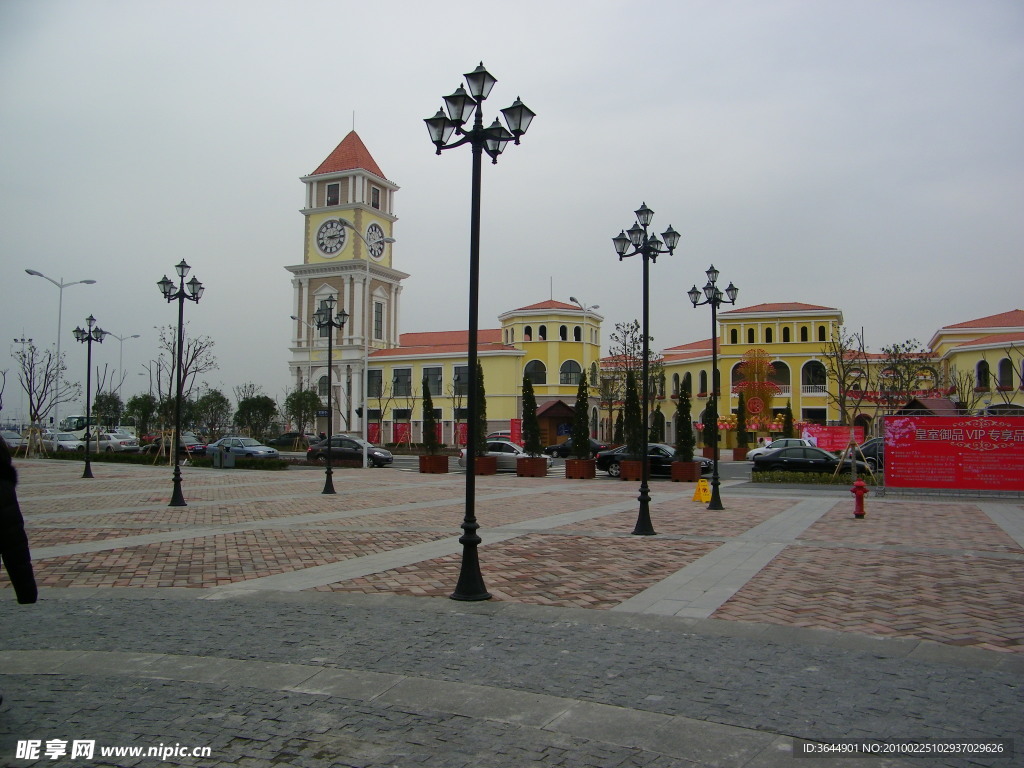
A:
[58,415,99,439]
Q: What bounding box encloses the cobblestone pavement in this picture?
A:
[1,459,1022,768]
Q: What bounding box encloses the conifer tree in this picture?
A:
[521,374,542,456]
[674,389,695,461]
[623,369,644,456]
[421,377,439,455]
[570,370,591,459]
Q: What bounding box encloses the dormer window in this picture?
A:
[326,183,340,206]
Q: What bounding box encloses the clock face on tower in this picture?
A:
[316,220,346,256]
[366,223,386,260]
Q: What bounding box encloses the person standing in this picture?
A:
[0,439,37,604]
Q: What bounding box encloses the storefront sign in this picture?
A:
[884,416,1024,491]
[803,425,864,452]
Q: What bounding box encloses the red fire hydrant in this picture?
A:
[851,479,869,519]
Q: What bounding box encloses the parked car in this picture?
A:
[1,430,26,449]
[306,435,393,467]
[856,437,885,470]
[43,432,85,452]
[543,437,610,458]
[752,445,869,474]
[141,436,207,455]
[95,432,141,453]
[266,432,317,448]
[485,430,515,443]
[458,441,554,473]
[745,438,815,461]
[596,443,711,478]
[207,437,279,459]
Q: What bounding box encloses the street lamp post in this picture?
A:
[157,261,204,507]
[425,62,535,601]
[612,204,681,535]
[313,295,348,495]
[25,270,97,431]
[72,316,105,479]
[107,332,141,398]
[688,265,738,511]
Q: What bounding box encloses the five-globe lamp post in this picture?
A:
[612,204,681,536]
[157,261,204,507]
[424,62,535,601]
[688,265,738,511]
[72,315,105,479]
[312,295,348,495]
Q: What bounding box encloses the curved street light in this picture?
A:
[425,62,535,601]
[612,204,681,535]
[688,265,739,511]
[25,270,97,431]
[313,295,349,494]
[157,260,204,507]
[107,332,141,398]
[72,315,106,478]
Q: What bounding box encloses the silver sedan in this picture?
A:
[457,441,554,472]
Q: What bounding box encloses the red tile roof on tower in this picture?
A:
[513,300,581,312]
[311,131,387,180]
[723,302,838,314]
[942,310,1024,330]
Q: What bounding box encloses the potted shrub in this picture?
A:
[517,374,548,477]
[671,389,702,481]
[418,378,448,473]
[565,372,596,479]
[472,361,497,475]
[619,369,644,481]
[733,391,749,461]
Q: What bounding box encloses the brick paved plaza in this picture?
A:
[2,458,1022,767]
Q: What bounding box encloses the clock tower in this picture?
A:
[286,131,408,435]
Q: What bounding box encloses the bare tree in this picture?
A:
[605,319,663,432]
[876,339,933,414]
[819,327,872,425]
[154,324,218,406]
[15,344,81,427]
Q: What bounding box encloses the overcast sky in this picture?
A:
[2,0,1022,422]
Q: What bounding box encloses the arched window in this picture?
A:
[976,360,991,389]
[730,329,738,344]
[800,326,809,342]
[998,358,1014,388]
[559,325,567,341]
[559,360,582,385]
[318,375,329,397]
[698,370,708,394]
[538,325,547,340]
[590,362,598,385]
[525,360,547,385]
[747,328,755,344]
[672,373,680,395]
[682,372,692,395]
[818,325,826,342]
[765,328,773,344]
[770,361,790,391]
[574,326,582,342]
[782,327,791,343]
[524,325,532,341]
[802,361,827,389]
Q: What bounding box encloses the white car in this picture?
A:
[1,430,26,449]
[43,432,85,452]
[457,441,554,472]
[96,432,141,453]
[745,438,815,461]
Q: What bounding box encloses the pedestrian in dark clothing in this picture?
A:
[0,439,37,604]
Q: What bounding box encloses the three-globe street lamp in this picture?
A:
[688,265,738,511]
[612,204,681,536]
[312,295,348,495]
[72,316,106,479]
[425,62,535,601]
[157,261,205,507]
[25,270,97,432]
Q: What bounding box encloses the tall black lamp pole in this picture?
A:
[612,204,681,535]
[313,295,348,495]
[157,261,204,507]
[72,315,105,479]
[425,62,535,601]
[688,265,738,511]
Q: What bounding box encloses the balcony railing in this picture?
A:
[801,384,827,395]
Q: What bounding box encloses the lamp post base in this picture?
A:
[632,483,657,535]
[169,469,187,507]
[708,475,725,511]
[450,522,491,601]
[322,467,336,495]
[82,460,93,479]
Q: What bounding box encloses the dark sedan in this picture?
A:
[596,443,711,478]
[543,437,610,458]
[856,438,885,470]
[752,446,869,474]
[306,436,393,467]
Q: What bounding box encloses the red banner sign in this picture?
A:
[455,422,468,447]
[803,425,864,452]
[884,416,1024,491]
[368,423,380,444]
[393,422,411,445]
[510,419,522,445]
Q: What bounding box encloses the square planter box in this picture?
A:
[702,447,716,459]
[418,455,449,474]
[733,447,748,461]
[564,458,596,479]
[618,459,643,481]
[474,455,498,475]
[670,461,702,482]
[516,456,549,477]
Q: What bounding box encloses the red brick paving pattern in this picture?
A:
[32,529,448,588]
[711,545,1024,652]
[315,534,719,610]
[566,497,795,537]
[22,528,179,548]
[799,501,1024,553]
